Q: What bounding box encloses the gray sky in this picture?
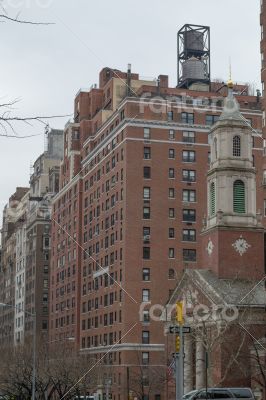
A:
[0,0,261,211]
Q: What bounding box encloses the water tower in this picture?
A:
[177,24,211,89]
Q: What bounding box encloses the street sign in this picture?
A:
[169,326,191,334]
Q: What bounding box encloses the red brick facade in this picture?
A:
[49,67,264,399]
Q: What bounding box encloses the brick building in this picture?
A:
[25,129,63,340]
[0,187,29,347]
[0,129,63,346]
[168,82,266,399]
[49,61,264,399]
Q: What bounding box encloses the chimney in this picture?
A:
[158,75,169,89]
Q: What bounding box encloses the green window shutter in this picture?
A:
[210,182,215,216]
[233,180,245,213]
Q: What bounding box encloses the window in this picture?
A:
[213,137,217,159]
[169,228,175,238]
[182,150,195,162]
[143,268,150,281]
[233,180,245,213]
[42,320,48,330]
[169,248,175,258]
[183,190,196,202]
[181,113,194,124]
[183,170,196,182]
[44,237,50,248]
[169,188,175,198]
[144,147,151,159]
[143,247,150,259]
[143,207,150,219]
[143,187,151,199]
[210,182,215,216]
[142,310,150,322]
[206,115,219,126]
[142,352,149,365]
[233,135,241,157]
[167,111,173,121]
[183,249,196,262]
[169,129,175,140]
[212,391,231,399]
[169,208,175,218]
[144,166,151,179]
[142,331,150,344]
[143,227,151,239]
[169,148,175,159]
[142,289,150,302]
[144,128,150,140]
[168,269,175,279]
[183,131,195,143]
[183,229,196,242]
[169,168,175,178]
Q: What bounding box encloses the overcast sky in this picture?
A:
[0,0,261,212]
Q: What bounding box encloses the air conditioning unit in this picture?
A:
[143,235,150,242]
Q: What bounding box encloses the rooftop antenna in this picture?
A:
[227,57,234,90]
[44,124,49,152]
[229,57,232,81]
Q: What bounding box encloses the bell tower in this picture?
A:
[201,80,265,279]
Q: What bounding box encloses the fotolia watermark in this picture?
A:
[139,302,239,324]
[138,92,225,116]
[3,0,53,9]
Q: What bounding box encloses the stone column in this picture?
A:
[184,333,193,394]
[196,337,205,389]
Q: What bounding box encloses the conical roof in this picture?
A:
[219,87,244,122]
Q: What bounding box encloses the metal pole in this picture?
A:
[32,313,36,400]
[175,352,179,400]
[127,366,129,400]
[179,327,184,400]
[205,350,208,396]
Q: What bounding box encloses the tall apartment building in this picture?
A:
[49,59,263,399]
[0,187,29,347]
[260,0,266,190]
[25,129,63,339]
[0,129,63,346]
[14,190,29,344]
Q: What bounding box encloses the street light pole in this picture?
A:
[0,303,36,400]
[32,312,36,400]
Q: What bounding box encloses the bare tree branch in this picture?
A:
[0,13,54,25]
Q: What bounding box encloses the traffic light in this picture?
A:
[176,301,184,325]
[175,335,180,352]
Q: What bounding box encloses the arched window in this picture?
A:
[233,135,241,157]
[168,269,175,280]
[233,180,245,213]
[213,137,217,159]
[209,182,215,216]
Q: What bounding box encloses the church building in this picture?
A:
[167,80,266,399]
